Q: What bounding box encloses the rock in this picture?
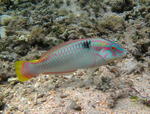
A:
[13,0,41,5]
[43,36,63,46]
[69,100,82,111]
[106,65,120,75]
[109,0,133,13]
[96,76,111,92]
[145,14,150,27]
[0,72,8,81]
[79,0,89,8]
[37,93,45,98]
[14,45,29,56]
[20,9,31,17]
[60,94,70,99]
[0,92,4,108]
[108,89,128,108]
[97,14,126,32]
[0,27,7,39]
[68,33,78,40]
[7,77,20,84]
[66,0,70,6]
[0,51,18,61]
[53,0,64,8]
[19,2,32,8]
[0,15,12,26]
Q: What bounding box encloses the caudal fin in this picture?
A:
[15,60,39,82]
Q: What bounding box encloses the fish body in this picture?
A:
[15,38,126,82]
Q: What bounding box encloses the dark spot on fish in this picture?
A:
[82,40,91,49]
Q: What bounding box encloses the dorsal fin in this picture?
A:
[39,38,93,61]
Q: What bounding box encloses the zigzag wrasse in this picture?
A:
[15,38,126,82]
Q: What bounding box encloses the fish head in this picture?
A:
[99,40,126,63]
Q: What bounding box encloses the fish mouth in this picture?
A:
[120,53,127,57]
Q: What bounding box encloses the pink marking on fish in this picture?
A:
[22,68,26,75]
[95,53,103,58]
[95,40,107,43]
[102,47,117,56]
[115,48,124,53]
[112,51,117,56]
[106,43,109,45]
[104,53,108,58]
[109,43,113,46]
[54,55,60,67]
[102,47,110,52]
[91,57,97,67]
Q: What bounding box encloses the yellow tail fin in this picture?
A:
[15,60,39,82]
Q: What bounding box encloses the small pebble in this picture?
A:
[37,93,45,98]
[60,94,70,99]
[69,100,82,111]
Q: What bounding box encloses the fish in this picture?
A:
[15,38,126,82]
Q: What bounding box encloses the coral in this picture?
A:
[0,60,16,81]
[55,8,69,17]
[139,0,150,6]
[52,25,65,37]
[68,33,78,40]
[131,31,145,43]
[0,92,4,110]
[20,47,46,61]
[43,36,63,46]
[108,89,129,108]
[0,0,13,9]
[13,17,29,30]
[78,0,89,8]
[27,26,45,44]
[97,15,126,32]
[145,14,150,27]
[109,0,134,13]
[96,76,111,92]
[53,0,64,8]
[0,27,7,39]
[0,15,12,26]
[66,0,70,6]
[0,51,18,61]
[0,0,150,112]
[20,9,31,17]
[14,45,29,56]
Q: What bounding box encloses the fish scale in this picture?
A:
[15,38,126,82]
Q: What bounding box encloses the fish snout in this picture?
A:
[120,53,127,58]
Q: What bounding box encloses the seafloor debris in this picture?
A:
[0,92,4,109]
[0,0,150,113]
[69,100,82,111]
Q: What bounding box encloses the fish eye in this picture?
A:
[111,46,116,50]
